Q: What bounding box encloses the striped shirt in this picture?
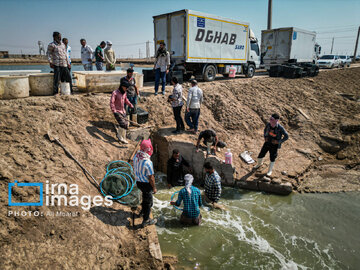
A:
[133,152,154,183]
[171,83,184,108]
[204,170,222,202]
[47,41,69,67]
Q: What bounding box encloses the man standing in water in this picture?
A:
[47,31,71,95]
[170,174,202,225]
[133,139,157,227]
[80,38,93,71]
[203,162,224,210]
[253,113,289,176]
[95,41,106,71]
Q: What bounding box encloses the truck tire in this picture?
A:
[203,65,217,82]
[245,64,255,78]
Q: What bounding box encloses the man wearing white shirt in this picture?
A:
[63,38,73,93]
[185,79,203,133]
[80,38,93,71]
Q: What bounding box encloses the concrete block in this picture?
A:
[235,179,259,191]
[258,181,292,195]
[221,163,235,185]
[29,73,53,96]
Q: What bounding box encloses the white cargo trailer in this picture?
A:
[261,27,320,70]
[153,10,260,81]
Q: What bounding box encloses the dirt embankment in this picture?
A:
[0,67,359,268]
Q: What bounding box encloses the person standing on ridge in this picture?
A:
[153,41,170,95]
[80,38,93,71]
[62,37,73,93]
[133,139,157,227]
[47,31,71,95]
[170,174,202,226]
[110,81,134,144]
[185,79,203,134]
[104,40,116,71]
[95,41,106,71]
[168,77,185,134]
[121,68,139,124]
[253,113,289,176]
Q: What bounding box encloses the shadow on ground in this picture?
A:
[90,206,132,227]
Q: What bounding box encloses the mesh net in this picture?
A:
[100,161,140,207]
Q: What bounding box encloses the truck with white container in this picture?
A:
[153,10,260,81]
[261,27,321,77]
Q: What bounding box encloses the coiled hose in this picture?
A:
[100,160,136,204]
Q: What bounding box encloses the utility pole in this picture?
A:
[146,41,150,59]
[352,26,360,63]
[267,0,272,30]
[330,37,334,54]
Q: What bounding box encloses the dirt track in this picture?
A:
[0,66,359,269]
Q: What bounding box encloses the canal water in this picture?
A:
[153,174,360,269]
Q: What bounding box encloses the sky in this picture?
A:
[0,0,359,58]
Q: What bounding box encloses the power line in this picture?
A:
[317,28,358,34]
[317,35,355,39]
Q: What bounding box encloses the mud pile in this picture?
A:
[0,66,359,268]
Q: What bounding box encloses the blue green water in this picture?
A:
[153,175,360,269]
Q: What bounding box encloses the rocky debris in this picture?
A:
[235,177,293,195]
[340,123,360,133]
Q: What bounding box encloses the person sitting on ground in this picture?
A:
[203,162,223,209]
[133,139,157,227]
[95,41,106,70]
[196,129,226,156]
[167,149,191,188]
[121,68,139,124]
[110,81,133,144]
[253,113,289,176]
[168,77,185,134]
[104,40,116,71]
[185,79,203,134]
[170,174,202,226]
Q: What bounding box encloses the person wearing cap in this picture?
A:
[253,113,289,176]
[104,41,116,71]
[110,81,134,144]
[121,68,139,123]
[153,41,170,95]
[133,139,157,227]
[185,79,203,134]
[95,41,106,70]
[170,174,202,226]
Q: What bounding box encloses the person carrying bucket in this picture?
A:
[253,113,289,176]
[170,174,202,226]
[133,139,157,227]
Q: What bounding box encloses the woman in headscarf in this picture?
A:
[104,40,116,71]
[170,174,202,226]
[133,139,157,227]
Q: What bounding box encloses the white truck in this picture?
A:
[261,27,321,70]
[153,10,260,81]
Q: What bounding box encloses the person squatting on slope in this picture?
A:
[253,113,289,176]
[170,174,202,226]
[110,81,133,144]
[133,139,157,227]
[196,129,226,156]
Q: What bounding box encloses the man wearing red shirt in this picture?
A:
[110,81,134,144]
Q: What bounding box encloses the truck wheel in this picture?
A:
[203,65,216,82]
[245,64,255,78]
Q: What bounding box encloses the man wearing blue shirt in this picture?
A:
[171,174,202,225]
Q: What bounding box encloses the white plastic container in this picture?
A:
[0,75,30,100]
[29,73,53,96]
[60,82,71,95]
[225,149,233,165]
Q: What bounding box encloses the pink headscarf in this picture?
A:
[140,139,153,156]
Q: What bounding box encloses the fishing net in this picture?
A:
[100,161,140,207]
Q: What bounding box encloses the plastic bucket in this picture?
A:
[60,82,71,95]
